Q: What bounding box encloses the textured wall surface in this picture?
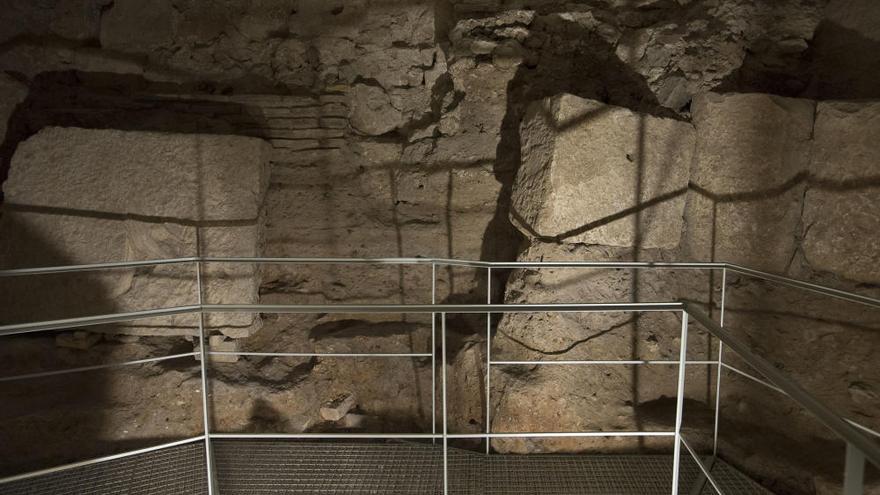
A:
[0,1,879,493]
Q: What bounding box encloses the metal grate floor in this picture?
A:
[1,440,772,495]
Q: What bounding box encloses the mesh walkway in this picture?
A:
[1,440,771,495]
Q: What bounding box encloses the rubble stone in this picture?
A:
[320,393,357,422]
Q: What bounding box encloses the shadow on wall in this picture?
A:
[488,12,683,452]
[0,220,200,475]
[0,77,262,475]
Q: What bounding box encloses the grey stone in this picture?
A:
[5,127,271,221]
[802,101,880,283]
[320,393,357,421]
[684,92,814,272]
[348,84,403,136]
[510,94,694,249]
[197,335,240,363]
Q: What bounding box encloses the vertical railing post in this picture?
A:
[843,442,866,495]
[441,312,449,495]
[671,310,690,495]
[196,259,217,494]
[485,266,492,455]
[432,263,437,445]
[713,267,727,456]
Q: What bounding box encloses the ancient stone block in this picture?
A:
[4,127,270,221]
[0,128,269,338]
[684,92,814,272]
[510,94,694,249]
[802,101,880,282]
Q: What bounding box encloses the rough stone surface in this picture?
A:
[1,2,879,493]
[0,128,270,337]
[684,92,814,272]
[511,94,694,249]
[802,101,880,282]
[320,393,357,421]
[5,127,270,221]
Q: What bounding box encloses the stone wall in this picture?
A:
[501,91,880,493]
[1,1,879,492]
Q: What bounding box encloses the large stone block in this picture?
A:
[802,101,880,283]
[4,127,270,221]
[684,92,814,271]
[510,94,694,249]
[0,212,261,337]
[0,127,270,338]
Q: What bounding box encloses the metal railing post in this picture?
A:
[441,312,449,495]
[432,263,437,445]
[844,442,866,495]
[671,310,690,495]
[713,267,727,456]
[485,266,492,455]
[196,260,217,494]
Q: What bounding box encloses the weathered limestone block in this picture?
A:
[802,101,880,282]
[684,92,814,272]
[0,127,270,338]
[5,127,268,221]
[510,94,694,249]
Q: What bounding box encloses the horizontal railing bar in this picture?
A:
[209,351,432,358]
[0,352,198,382]
[721,363,880,440]
[0,435,206,485]
[2,257,876,311]
[725,263,880,310]
[722,362,786,394]
[201,302,683,314]
[0,305,201,337]
[490,360,717,366]
[847,420,880,440]
[200,256,454,266]
[209,432,675,440]
[680,437,725,495]
[485,261,723,269]
[450,432,676,439]
[0,257,199,277]
[685,303,880,469]
[211,433,435,440]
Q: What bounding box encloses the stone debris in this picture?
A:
[339,413,373,429]
[195,335,240,363]
[320,393,357,422]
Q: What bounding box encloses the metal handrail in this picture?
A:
[684,302,880,469]
[1,257,879,493]
[2,256,878,309]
